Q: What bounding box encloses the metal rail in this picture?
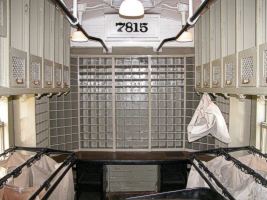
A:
[195,147,267,188]
[156,0,211,51]
[51,0,109,52]
[29,153,76,200]
[191,156,235,200]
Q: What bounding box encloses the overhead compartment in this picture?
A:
[210,0,222,88]
[201,10,210,88]
[194,15,202,88]
[237,0,257,87]
[29,0,44,88]
[63,18,71,88]
[54,8,64,88]
[258,0,267,87]
[221,0,237,88]
[10,0,30,88]
[43,0,55,88]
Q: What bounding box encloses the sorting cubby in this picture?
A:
[79,58,113,149]
[115,57,149,149]
[150,57,185,149]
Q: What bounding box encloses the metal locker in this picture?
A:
[194,17,202,67]
[43,60,53,88]
[211,59,221,88]
[63,66,70,88]
[210,0,221,88]
[54,63,62,88]
[29,0,44,88]
[259,44,267,86]
[238,47,257,87]
[223,54,237,88]
[203,63,210,88]
[201,10,210,65]
[236,0,257,87]
[10,48,27,87]
[0,0,7,37]
[195,65,202,88]
[29,55,42,87]
[54,8,64,65]
[10,0,29,87]
[43,0,55,88]
[63,18,71,67]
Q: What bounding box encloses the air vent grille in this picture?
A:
[31,62,40,81]
[44,65,53,83]
[213,65,220,82]
[12,56,25,82]
[241,56,254,81]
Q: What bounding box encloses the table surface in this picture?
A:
[74,151,213,163]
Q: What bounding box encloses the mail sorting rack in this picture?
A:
[35,97,49,148]
[150,57,185,149]
[79,57,113,149]
[115,57,149,149]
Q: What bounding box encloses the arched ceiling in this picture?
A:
[64,0,202,21]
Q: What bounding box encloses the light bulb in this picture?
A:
[71,30,88,42]
[119,0,144,18]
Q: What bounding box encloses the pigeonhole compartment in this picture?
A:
[43,59,53,88]
[54,63,62,88]
[211,59,222,88]
[29,55,42,88]
[259,43,267,86]
[223,54,237,88]
[238,47,257,87]
[10,48,27,88]
[202,63,210,88]
[195,65,202,88]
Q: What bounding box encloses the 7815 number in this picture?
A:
[116,22,148,33]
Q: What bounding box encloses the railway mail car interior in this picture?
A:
[0,0,267,199]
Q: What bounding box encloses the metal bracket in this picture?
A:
[46,93,54,98]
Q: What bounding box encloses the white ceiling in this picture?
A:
[64,0,202,21]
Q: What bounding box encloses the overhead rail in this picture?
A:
[52,0,109,52]
[156,0,211,52]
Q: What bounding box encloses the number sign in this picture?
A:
[105,14,160,41]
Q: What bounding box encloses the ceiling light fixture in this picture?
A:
[176,2,193,42]
[71,28,89,42]
[176,30,193,42]
[119,0,144,18]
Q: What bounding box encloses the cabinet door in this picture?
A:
[0,0,7,37]
[29,0,44,88]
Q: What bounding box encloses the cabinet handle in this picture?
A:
[226,80,232,85]
[213,80,218,85]
[242,79,250,84]
[46,81,52,85]
[16,78,24,84]
[33,80,40,85]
